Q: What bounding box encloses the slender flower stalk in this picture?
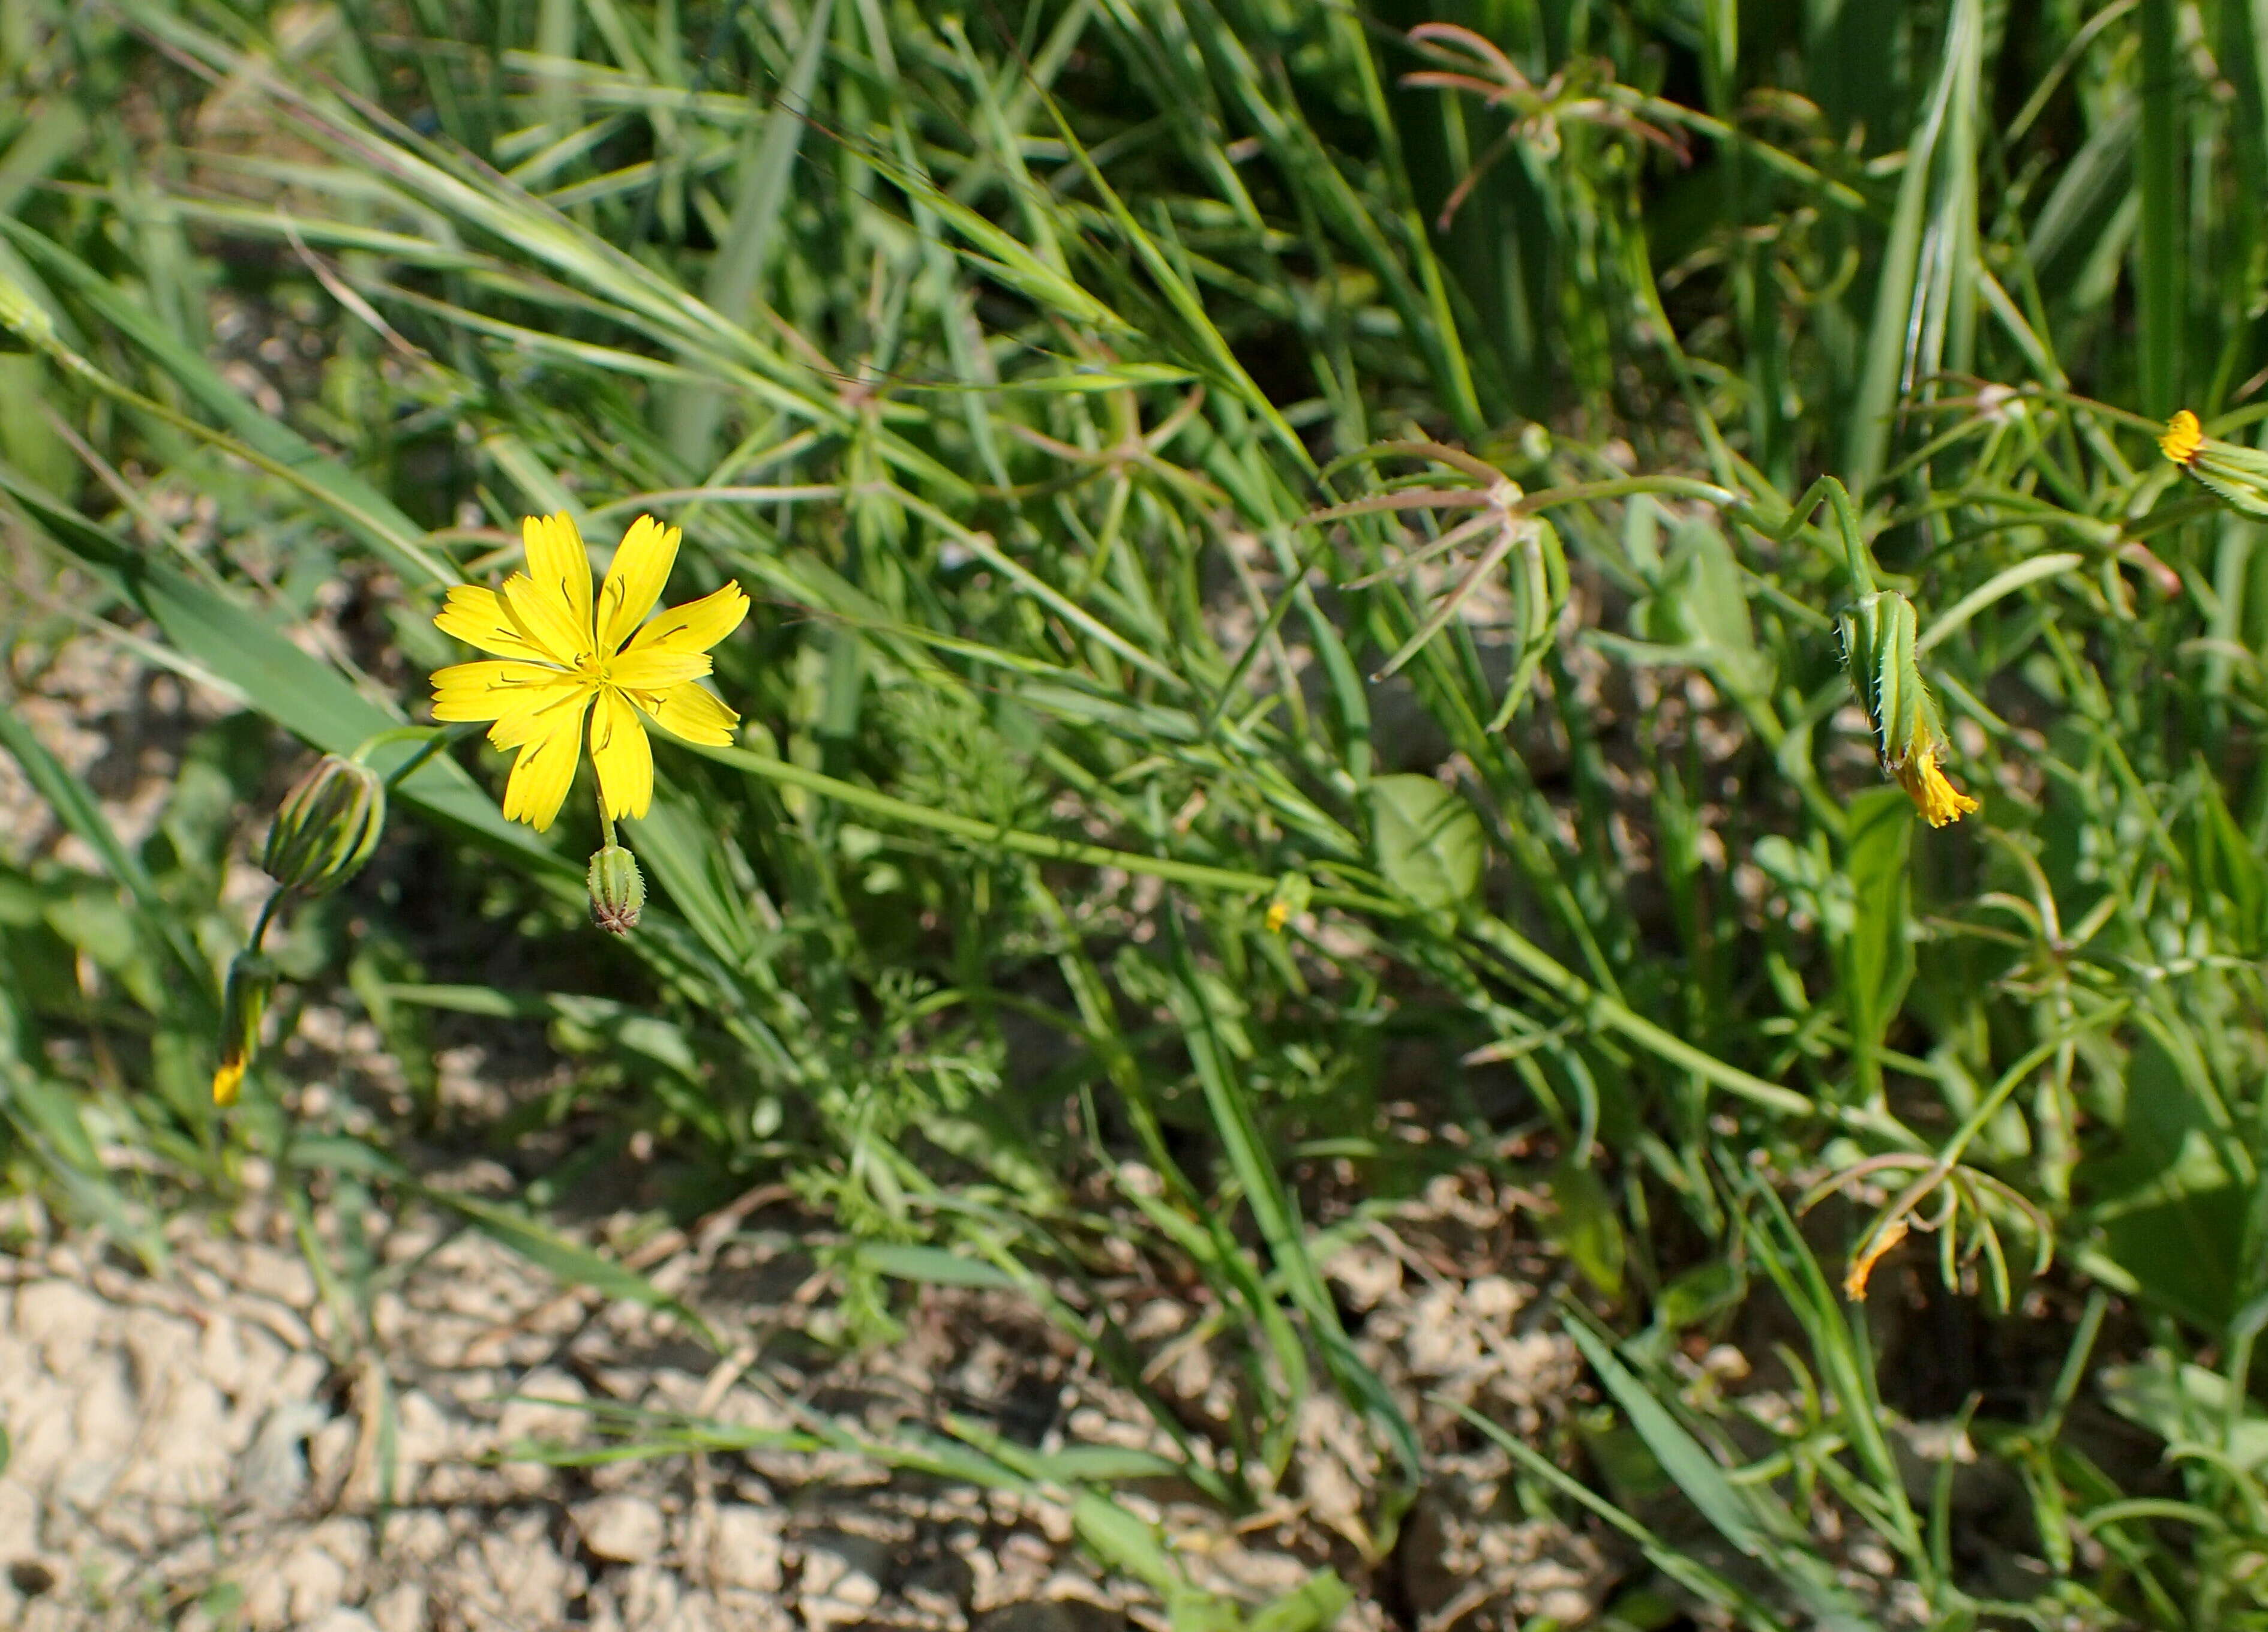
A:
[431,513,748,832]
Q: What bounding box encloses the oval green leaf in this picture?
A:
[1370,775,1483,912]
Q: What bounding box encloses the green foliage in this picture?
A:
[10,0,2268,1622]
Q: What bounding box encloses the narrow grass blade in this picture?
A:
[0,467,566,873]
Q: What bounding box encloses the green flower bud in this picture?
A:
[587,844,646,935]
[214,952,276,1107]
[262,754,386,895]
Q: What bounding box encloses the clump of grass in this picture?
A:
[7,0,2268,1622]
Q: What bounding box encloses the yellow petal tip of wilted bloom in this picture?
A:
[212,1058,245,1108]
[1894,746,1980,828]
[1843,1217,1909,1302]
[2161,409,2204,467]
[430,514,746,833]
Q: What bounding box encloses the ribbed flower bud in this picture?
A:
[213,952,276,1107]
[2161,409,2268,516]
[262,754,386,895]
[587,844,646,935]
[1837,590,1979,828]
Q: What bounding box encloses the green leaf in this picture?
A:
[1545,1159,1627,1298]
[1369,775,1483,913]
[626,788,760,970]
[1564,1318,1769,1557]
[412,1187,716,1349]
[1245,1571,1353,1632]
[1645,515,1771,698]
[1837,786,1914,1091]
[859,1242,1018,1291]
[1655,1258,1746,1331]
[2100,1349,2268,1472]
[2075,1020,2247,1333]
[1564,1320,1875,1631]
[0,217,454,589]
[0,705,212,1009]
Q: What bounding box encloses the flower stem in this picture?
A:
[248,886,289,954]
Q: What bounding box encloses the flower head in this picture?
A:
[1893,739,1980,829]
[1838,590,1980,827]
[2161,409,2204,466]
[2161,409,2268,517]
[431,514,747,832]
[213,952,275,1106]
[587,843,647,935]
[263,754,386,893]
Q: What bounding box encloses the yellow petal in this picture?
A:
[607,647,712,691]
[501,690,593,832]
[212,1058,245,1108]
[590,688,655,822]
[596,515,682,655]
[431,660,575,722]
[1843,1217,1909,1302]
[500,572,595,666]
[638,680,739,745]
[487,677,598,750]
[523,512,594,638]
[2161,409,2203,467]
[435,586,553,661]
[625,581,749,657]
[1895,748,1979,828]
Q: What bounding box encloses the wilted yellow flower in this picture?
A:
[2161,409,2268,516]
[213,952,275,1107]
[431,514,746,832]
[1838,590,1979,827]
[1843,1216,1909,1301]
[1893,739,1979,829]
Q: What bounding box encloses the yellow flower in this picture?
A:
[212,1057,247,1108]
[2161,409,2204,466]
[2160,408,2268,516]
[213,952,274,1108]
[1892,740,1980,829]
[431,513,747,832]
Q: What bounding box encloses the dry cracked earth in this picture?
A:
[0,1175,1606,1632]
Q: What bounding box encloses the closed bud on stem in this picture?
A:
[262,754,386,895]
[214,952,276,1107]
[1837,590,1979,828]
[587,844,645,935]
[2161,409,2268,516]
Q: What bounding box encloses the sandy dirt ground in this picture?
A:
[0,1170,1609,1632]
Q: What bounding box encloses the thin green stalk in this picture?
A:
[1464,915,1922,1149]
